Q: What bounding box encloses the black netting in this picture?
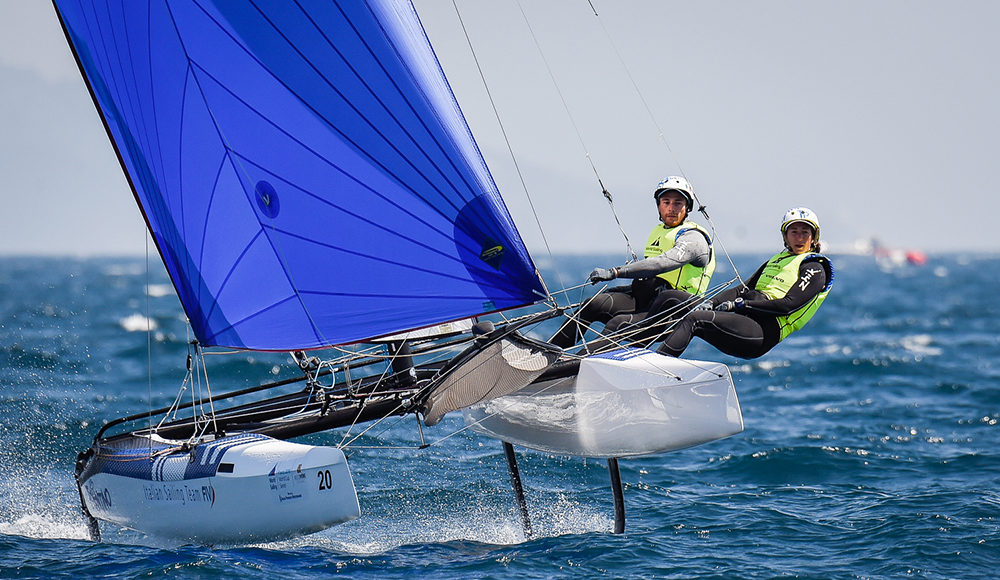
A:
[422,335,560,426]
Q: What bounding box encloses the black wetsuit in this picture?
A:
[656,257,828,359]
[549,279,665,349]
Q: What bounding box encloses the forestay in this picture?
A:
[53,0,544,351]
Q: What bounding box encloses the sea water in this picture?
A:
[1,254,998,579]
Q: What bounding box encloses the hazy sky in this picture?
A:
[2,1,999,257]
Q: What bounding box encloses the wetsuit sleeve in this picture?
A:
[710,263,766,306]
[612,229,711,279]
[740,259,828,316]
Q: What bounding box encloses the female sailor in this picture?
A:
[655,207,833,359]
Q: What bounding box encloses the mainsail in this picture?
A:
[53,0,545,351]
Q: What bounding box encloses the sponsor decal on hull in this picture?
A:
[84,481,113,512]
[141,482,215,507]
[269,466,307,503]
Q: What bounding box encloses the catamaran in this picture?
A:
[53,0,743,544]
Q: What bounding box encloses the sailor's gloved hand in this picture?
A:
[714,298,744,312]
[588,267,616,284]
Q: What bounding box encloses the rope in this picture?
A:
[586,0,745,285]
[449,0,565,294]
[145,232,152,455]
[512,0,638,261]
[578,279,735,353]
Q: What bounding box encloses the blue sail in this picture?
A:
[52,0,545,350]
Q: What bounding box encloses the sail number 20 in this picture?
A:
[317,469,333,491]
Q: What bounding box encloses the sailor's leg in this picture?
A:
[590,289,697,351]
[604,311,647,334]
[584,311,649,352]
[550,291,636,348]
[658,311,765,359]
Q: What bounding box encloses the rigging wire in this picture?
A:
[511,0,637,262]
[586,0,687,186]
[449,0,570,294]
[146,230,152,456]
[196,344,220,437]
[454,0,741,295]
[586,0,745,285]
[574,279,735,363]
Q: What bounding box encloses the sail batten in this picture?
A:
[54,0,545,350]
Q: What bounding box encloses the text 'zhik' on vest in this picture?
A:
[755,251,833,341]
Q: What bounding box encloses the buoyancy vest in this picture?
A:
[643,221,716,294]
[755,251,834,341]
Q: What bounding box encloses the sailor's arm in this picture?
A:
[740,260,827,316]
[609,229,711,279]
[709,263,766,306]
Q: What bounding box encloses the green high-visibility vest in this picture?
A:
[643,221,716,294]
[755,251,833,341]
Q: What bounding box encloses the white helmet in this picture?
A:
[653,176,694,210]
[781,207,820,239]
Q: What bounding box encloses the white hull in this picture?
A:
[463,349,743,458]
[80,436,359,544]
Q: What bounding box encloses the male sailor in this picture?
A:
[550,176,716,348]
[655,207,833,359]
